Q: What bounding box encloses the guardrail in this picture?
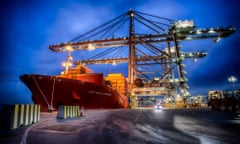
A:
[0,104,40,130]
[57,105,83,119]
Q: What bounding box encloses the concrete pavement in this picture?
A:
[1,108,240,144]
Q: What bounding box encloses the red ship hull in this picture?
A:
[20,74,128,112]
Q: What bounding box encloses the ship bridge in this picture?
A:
[49,9,235,108]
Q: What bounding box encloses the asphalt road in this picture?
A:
[1,108,240,144]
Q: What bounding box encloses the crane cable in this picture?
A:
[134,11,174,22]
[70,13,126,42]
[88,47,120,59]
[32,76,50,106]
[50,77,56,109]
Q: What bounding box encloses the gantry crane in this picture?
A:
[49,9,235,106]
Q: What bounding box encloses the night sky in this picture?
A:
[0,0,240,104]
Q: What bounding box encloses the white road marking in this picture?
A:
[20,124,36,144]
[134,110,142,122]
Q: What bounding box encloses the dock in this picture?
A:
[1,108,240,144]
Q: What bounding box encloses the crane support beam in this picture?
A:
[49,26,235,52]
[74,51,207,65]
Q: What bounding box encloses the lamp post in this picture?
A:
[228,75,237,90]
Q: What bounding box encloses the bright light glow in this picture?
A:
[154,77,160,80]
[181,64,186,67]
[112,61,117,66]
[180,89,184,93]
[193,58,198,62]
[62,62,72,67]
[189,53,193,57]
[87,44,95,51]
[154,105,163,112]
[185,36,192,40]
[208,28,215,33]
[184,91,190,96]
[214,37,221,43]
[62,62,66,67]
[228,76,237,83]
[170,48,175,53]
[65,45,73,51]
[164,47,176,54]
[174,20,194,28]
[196,29,202,34]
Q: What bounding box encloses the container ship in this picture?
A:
[20,63,129,112]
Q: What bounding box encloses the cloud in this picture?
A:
[136,0,187,20]
[47,3,116,42]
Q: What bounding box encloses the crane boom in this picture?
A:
[49,26,235,52]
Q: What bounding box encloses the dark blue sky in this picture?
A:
[0,0,240,104]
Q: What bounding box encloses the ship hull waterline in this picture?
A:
[20,74,129,112]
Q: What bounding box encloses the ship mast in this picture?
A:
[128,9,136,88]
[62,46,73,75]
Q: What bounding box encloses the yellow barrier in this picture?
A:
[57,105,81,119]
[24,104,29,126]
[0,104,40,130]
[11,105,19,129]
[76,106,80,117]
[29,105,34,124]
[33,105,40,123]
[66,105,69,118]
[69,106,73,118]
[19,104,24,126]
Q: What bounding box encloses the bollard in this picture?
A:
[78,106,81,117]
[37,105,40,122]
[10,105,19,129]
[68,105,70,118]
[76,105,80,117]
[63,105,67,119]
[66,105,69,118]
[74,106,77,117]
[72,106,75,117]
[33,105,38,123]
[69,105,73,118]
[29,105,34,124]
[24,105,30,126]
[18,104,25,127]
[72,105,74,117]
